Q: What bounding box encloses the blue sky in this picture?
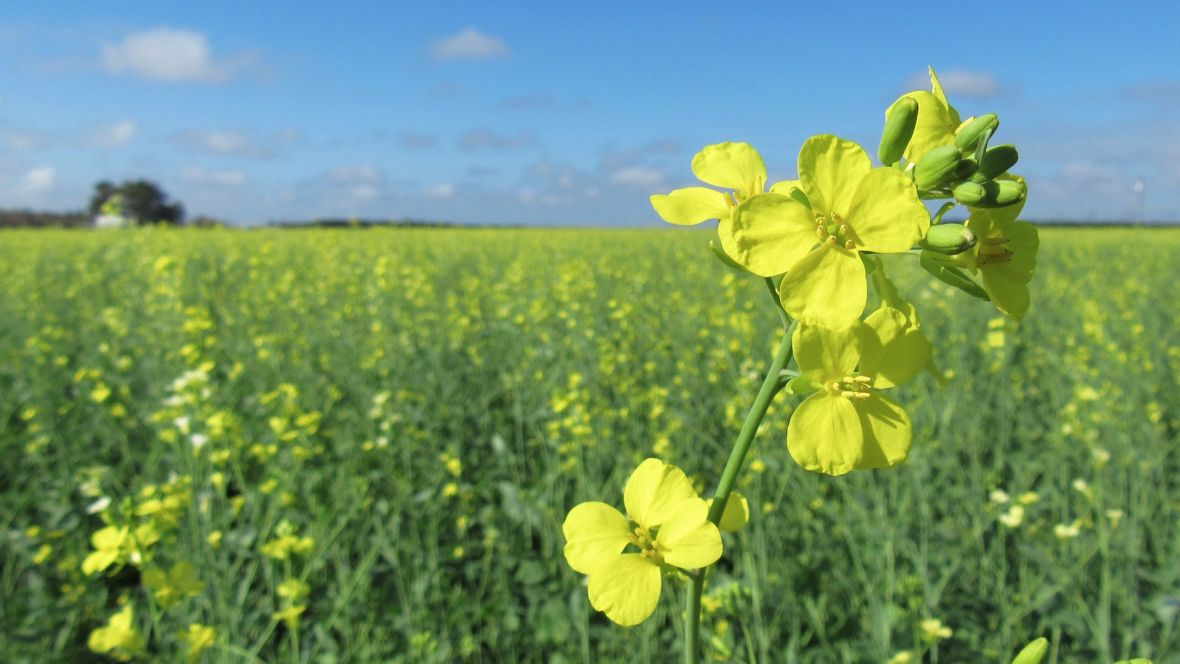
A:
[1,1,1178,225]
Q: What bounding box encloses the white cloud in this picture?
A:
[14,166,55,195]
[459,129,536,152]
[609,166,665,188]
[423,182,456,199]
[431,28,509,61]
[906,69,1000,99]
[88,120,137,148]
[181,167,247,187]
[171,128,300,157]
[323,165,383,202]
[100,28,232,82]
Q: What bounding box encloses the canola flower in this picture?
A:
[963,177,1040,319]
[785,305,929,475]
[723,135,929,327]
[649,142,785,227]
[87,605,145,661]
[562,458,722,625]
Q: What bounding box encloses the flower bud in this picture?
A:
[955,113,999,152]
[878,97,919,166]
[953,181,988,206]
[955,158,979,180]
[914,145,963,190]
[971,179,1027,208]
[976,145,1020,180]
[1010,637,1048,664]
[922,223,976,255]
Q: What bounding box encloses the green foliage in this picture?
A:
[0,227,1177,662]
[88,179,185,225]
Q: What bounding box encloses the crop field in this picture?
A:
[1,226,1178,663]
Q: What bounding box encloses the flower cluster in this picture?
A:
[649,66,1038,476]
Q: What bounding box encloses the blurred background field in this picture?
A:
[1,225,1177,663]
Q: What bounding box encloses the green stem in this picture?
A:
[684,320,797,663]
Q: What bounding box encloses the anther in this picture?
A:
[852,392,872,400]
[840,376,856,383]
[839,224,849,234]
[816,226,827,239]
[853,376,873,384]
[841,390,857,398]
[826,236,838,246]
[844,240,855,250]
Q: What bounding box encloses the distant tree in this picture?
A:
[88,179,185,225]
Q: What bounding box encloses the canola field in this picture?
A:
[1,226,1178,663]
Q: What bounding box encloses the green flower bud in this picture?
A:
[976,144,1019,180]
[879,97,919,166]
[922,223,976,255]
[955,113,999,152]
[1010,637,1048,664]
[914,145,963,190]
[971,179,1027,208]
[955,158,979,180]
[953,181,988,206]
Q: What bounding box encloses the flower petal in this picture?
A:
[778,243,867,328]
[860,306,931,389]
[562,501,634,575]
[900,90,957,162]
[720,193,818,277]
[787,393,865,476]
[852,392,912,470]
[623,458,697,529]
[714,491,750,533]
[650,187,730,226]
[587,553,662,626]
[798,135,871,217]
[844,167,928,253]
[792,321,861,384]
[928,67,962,128]
[691,142,766,193]
[656,498,722,569]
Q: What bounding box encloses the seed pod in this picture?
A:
[953,181,988,205]
[977,145,1020,180]
[955,113,999,151]
[922,223,977,255]
[914,145,963,190]
[1010,637,1048,664]
[878,97,919,166]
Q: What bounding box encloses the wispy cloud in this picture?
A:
[86,120,137,148]
[906,69,1001,98]
[495,95,591,112]
[430,28,509,61]
[608,165,665,188]
[100,27,252,83]
[171,127,300,158]
[397,132,438,150]
[458,129,537,152]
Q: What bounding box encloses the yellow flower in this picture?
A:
[179,623,216,663]
[81,525,129,575]
[562,458,722,626]
[143,561,204,609]
[87,605,145,661]
[650,142,775,226]
[888,66,962,163]
[920,618,954,641]
[964,176,1039,320]
[272,604,307,629]
[724,135,929,327]
[784,305,930,475]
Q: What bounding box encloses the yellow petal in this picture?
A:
[778,243,867,328]
[798,135,871,217]
[851,393,912,470]
[623,458,697,529]
[982,265,1032,320]
[792,322,861,384]
[91,526,126,551]
[900,91,957,162]
[650,187,730,226]
[769,179,801,195]
[714,491,750,533]
[845,168,928,253]
[587,553,662,626]
[720,193,818,277]
[928,66,962,127]
[860,306,931,389]
[655,498,722,569]
[787,393,864,476]
[562,501,633,575]
[691,142,766,194]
